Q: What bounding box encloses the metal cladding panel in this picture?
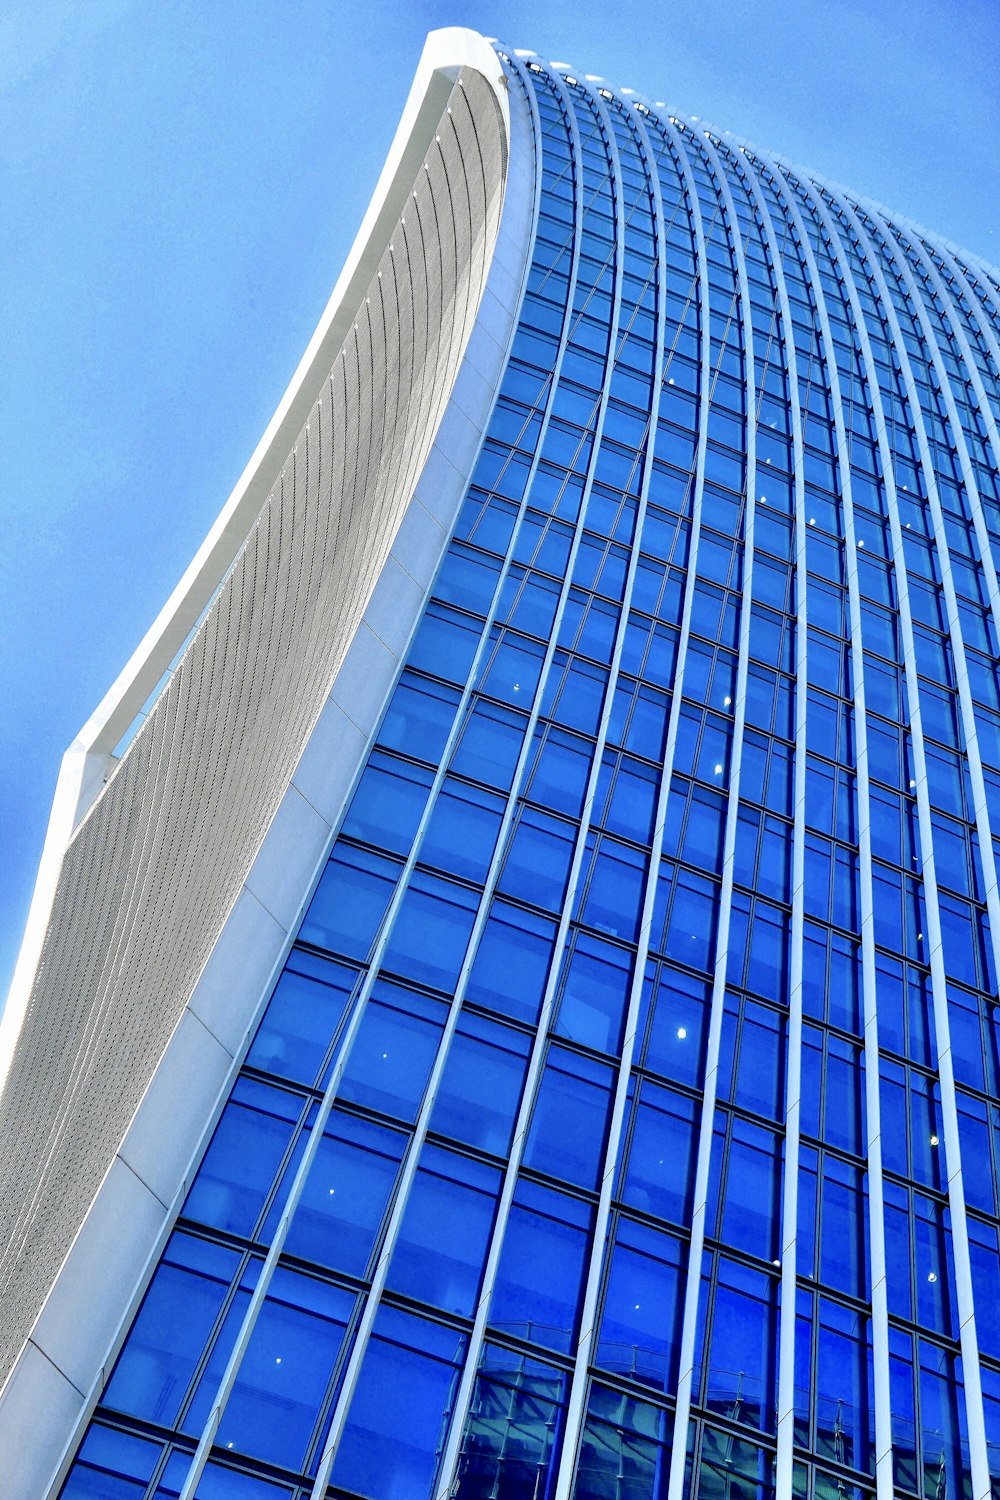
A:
[0,64,507,1389]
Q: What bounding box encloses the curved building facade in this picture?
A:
[3,28,1000,1500]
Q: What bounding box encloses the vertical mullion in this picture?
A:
[724,141,809,1500]
[807,179,992,1500]
[664,117,760,1500]
[931,245,1000,428]
[919,240,1000,568]
[762,151,896,1500]
[868,209,1000,1090]
[549,98,705,1497]
[953,260,1000,336]
[431,68,638,1498]
[840,194,997,1500]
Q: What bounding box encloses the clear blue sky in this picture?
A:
[2,0,998,1005]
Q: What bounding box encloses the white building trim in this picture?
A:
[0,29,529,1500]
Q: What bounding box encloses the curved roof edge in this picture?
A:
[0,26,507,1096]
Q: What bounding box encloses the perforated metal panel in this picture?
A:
[0,65,507,1388]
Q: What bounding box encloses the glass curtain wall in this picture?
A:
[59,43,1000,1500]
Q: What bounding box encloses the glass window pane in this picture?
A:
[524,1045,613,1190]
[386,1146,500,1317]
[182,1080,301,1239]
[246,952,357,1087]
[430,1011,531,1156]
[490,1180,591,1353]
[596,1217,684,1390]
[219,1269,354,1473]
[332,1309,467,1498]
[284,1112,405,1276]
[338,981,444,1123]
[467,900,556,1024]
[103,1234,239,1431]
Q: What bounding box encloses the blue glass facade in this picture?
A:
[58,43,1000,1500]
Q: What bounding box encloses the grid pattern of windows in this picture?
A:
[59,44,1000,1500]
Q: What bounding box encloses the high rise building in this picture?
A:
[2,24,1000,1500]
